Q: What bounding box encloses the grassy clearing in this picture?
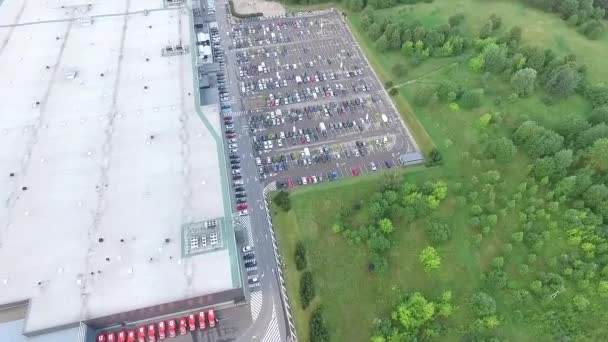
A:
[273,0,607,341]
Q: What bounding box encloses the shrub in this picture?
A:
[295,241,307,271]
[300,271,315,309]
[274,191,291,211]
[310,306,330,342]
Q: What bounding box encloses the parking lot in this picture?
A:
[220,9,420,192]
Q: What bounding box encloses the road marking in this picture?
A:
[250,291,263,322]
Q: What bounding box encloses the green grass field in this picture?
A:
[273,0,608,341]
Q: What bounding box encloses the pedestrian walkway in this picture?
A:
[240,214,254,246]
[250,291,263,322]
[262,303,281,342]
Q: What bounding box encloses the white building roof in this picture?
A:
[0,0,238,335]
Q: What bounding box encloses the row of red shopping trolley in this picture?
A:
[97,310,216,342]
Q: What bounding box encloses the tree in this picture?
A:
[427,221,451,243]
[590,138,608,171]
[310,307,329,342]
[483,43,508,73]
[395,292,436,331]
[299,271,315,309]
[576,123,608,148]
[486,137,517,163]
[295,241,307,271]
[511,68,537,97]
[392,63,407,77]
[449,13,465,27]
[460,88,484,109]
[509,26,523,44]
[378,218,395,234]
[513,121,564,157]
[419,246,441,272]
[425,148,443,166]
[590,105,608,124]
[376,35,390,52]
[572,294,590,311]
[470,292,496,316]
[346,0,365,12]
[544,63,581,98]
[556,114,591,141]
[369,23,383,41]
[274,191,291,211]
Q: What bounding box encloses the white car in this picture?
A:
[255,157,262,166]
[370,162,377,171]
[242,245,253,253]
[302,177,307,185]
[239,209,249,216]
[228,143,238,149]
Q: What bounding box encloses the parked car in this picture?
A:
[208,310,216,328]
[237,204,248,210]
[137,326,145,342]
[242,245,253,253]
[167,320,176,338]
[384,160,393,168]
[248,277,259,284]
[236,192,247,198]
[236,198,247,204]
[245,260,257,267]
[231,164,240,170]
[117,331,127,342]
[127,331,136,342]
[234,186,245,192]
[147,324,156,342]
[352,167,359,176]
[179,318,187,335]
[198,312,206,330]
[243,253,255,260]
[370,162,377,171]
[157,322,166,340]
[188,314,196,331]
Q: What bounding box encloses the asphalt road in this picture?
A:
[212,1,290,341]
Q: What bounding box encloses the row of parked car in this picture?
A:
[96,311,216,342]
[224,114,249,214]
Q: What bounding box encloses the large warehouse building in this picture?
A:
[0,0,242,340]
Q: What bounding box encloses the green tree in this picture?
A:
[470,292,496,316]
[513,121,564,157]
[589,138,608,171]
[460,88,484,109]
[375,35,390,51]
[274,191,291,211]
[486,137,517,163]
[427,221,451,243]
[544,64,581,98]
[295,241,307,271]
[346,0,365,12]
[310,307,329,342]
[299,271,315,309]
[590,105,608,124]
[449,13,465,27]
[378,218,395,234]
[419,246,441,272]
[369,23,383,41]
[511,68,537,97]
[395,292,436,331]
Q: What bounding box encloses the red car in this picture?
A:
[179,317,188,335]
[137,326,145,342]
[237,203,248,210]
[158,321,166,340]
[226,133,235,139]
[208,310,216,328]
[117,331,127,342]
[188,314,196,331]
[167,320,176,338]
[127,330,136,342]
[352,167,359,176]
[287,178,293,188]
[107,332,116,342]
[147,324,156,342]
[307,175,313,183]
[224,115,233,120]
[97,334,106,342]
[199,311,206,330]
